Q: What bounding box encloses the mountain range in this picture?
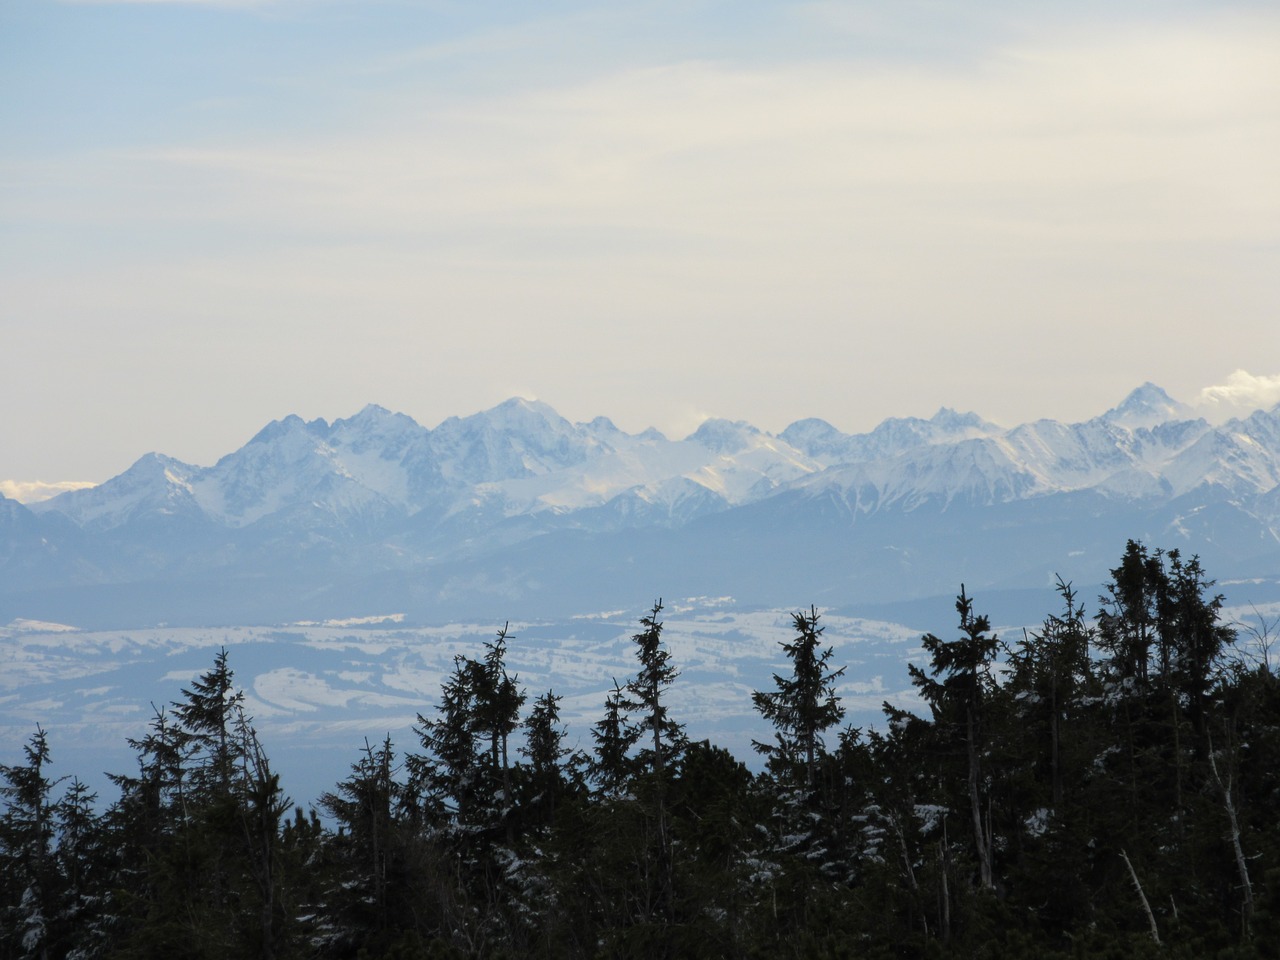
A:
[5,383,1280,627]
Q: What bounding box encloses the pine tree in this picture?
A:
[321,736,422,954]
[231,707,291,960]
[620,600,685,931]
[1005,577,1095,812]
[172,647,244,800]
[0,728,59,960]
[1163,550,1235,745]
[622,600,685,784]
[910,586,999,892]
[752,606,846,788]
[52,778,108,960]
[412,626,527,832]
[411,655,481,824]
[588,680,636,798]
[473,624,526,813]
[521,690,569,827]
[100,650,294,958]
[1097,540,1165,690]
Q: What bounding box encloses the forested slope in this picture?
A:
[3,541,1278,959]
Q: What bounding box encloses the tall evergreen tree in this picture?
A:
[0,728,59,960]
[588,680,635,798]
[1097,539,1166,690]
[622,600,685,784]
[910,587,999,892]
[412,626,526,831]
[752,606,846,788]
[1005,577,1095,811]
[521,690,569,827]
[101,651,293,959]
[473,625,525,810]
[320,736,426,955]
[1163,550,1235,744]
[411,655,481,824]
[172,647,244,799]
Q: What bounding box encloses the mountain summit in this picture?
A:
[1101,382,1197,429]
[4,385,1279,626]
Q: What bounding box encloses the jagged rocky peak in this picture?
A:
[688,418,761,454]
[864,407,995,450]
[1100,382,1195,429]
[780,417,843,445]
[246,413,329,447]
[578,415,627,443]
[436,397,578,445]
[329,404,429,454]
[928,407,999,434]
[131,451,195,477]
[30,453,177,509]
[480,396,567,429]
[338,402,409,428]
[70,451,197,493]
[428,397,591,480]
[26,451,202,529]
[575,414,637,455]
[778,418,851,460]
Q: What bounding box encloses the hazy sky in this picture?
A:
[3,0,1279,483]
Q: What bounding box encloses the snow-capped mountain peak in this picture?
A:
[17,386,1280,594]
[1100,382,1195,430]
[928,407,1001,434]
[27,452,200,530]
[9,385,1280,630]
[688,418,761,454]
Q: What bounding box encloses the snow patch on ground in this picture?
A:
[0,601,955,807]
[295,614,406,627]
[2,619,80,635]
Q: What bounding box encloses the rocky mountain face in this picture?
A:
[4,385,1280,626]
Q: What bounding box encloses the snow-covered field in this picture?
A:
[0,599,930,809]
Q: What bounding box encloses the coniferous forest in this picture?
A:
[4,541,1280,959]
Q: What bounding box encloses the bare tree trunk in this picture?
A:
[967,706,993,889]
[937,839,950,943]
[893,814,918,893]
[1050,668,1063,809]
[1209,742,1254,937]
[1120,849,1160,944]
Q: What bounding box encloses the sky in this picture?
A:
[3,0,1279,486]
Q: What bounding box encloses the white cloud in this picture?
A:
[0,480,98,504]
[1197,371,1280,419]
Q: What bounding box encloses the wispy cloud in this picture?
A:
[37,16,1272,281]
[1197,371,1280,419]
[5,3,1279,475]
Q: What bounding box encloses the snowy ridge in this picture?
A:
[26,386,1280,529]
[30,398,827,531]
[7,384,1280,626]
[36,453,203,531]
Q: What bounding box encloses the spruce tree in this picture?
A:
[0,728,59,960]
[588,680,635,798]
[622,600,685,783]
[621,600,685,931]
[751,606,845,788]
[320,736,422,954]
[910,586,999,892]
[521,690,568,827]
